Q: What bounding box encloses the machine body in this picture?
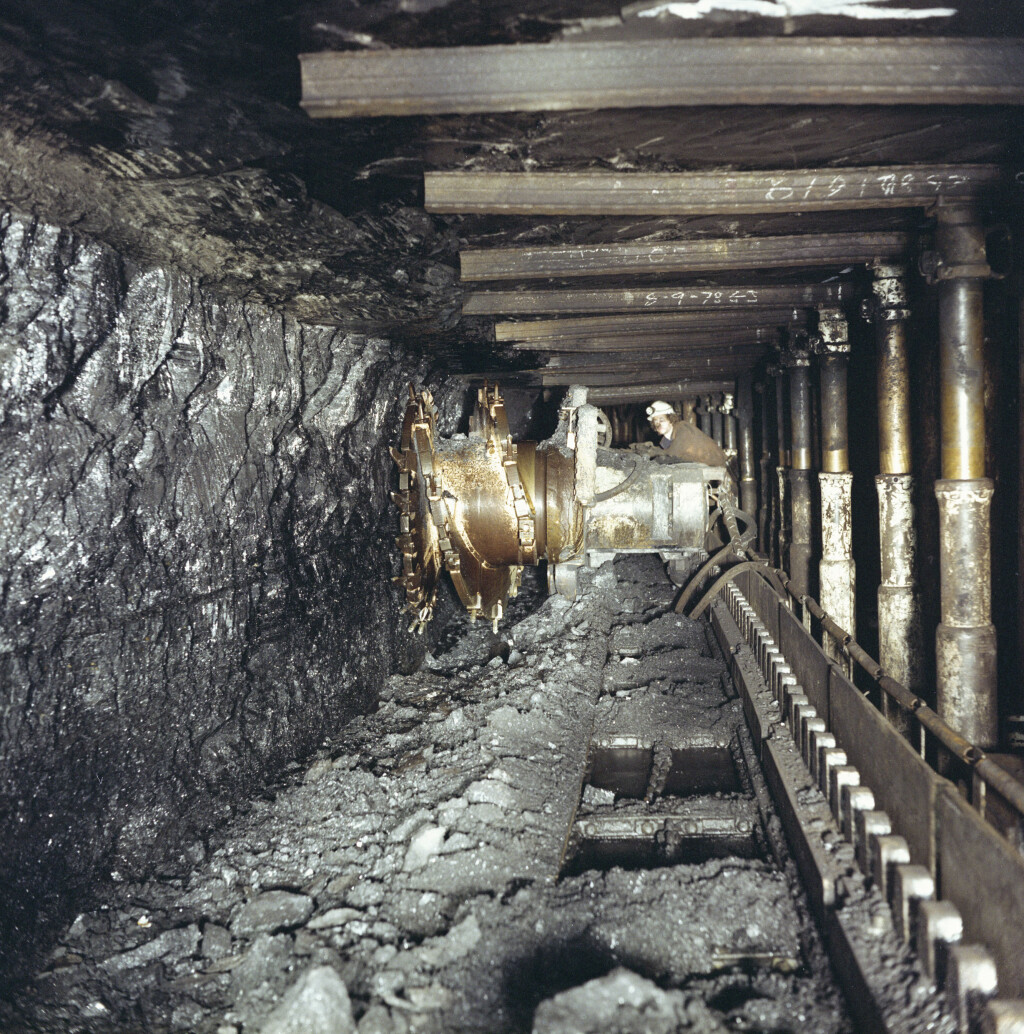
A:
[393,385,727,630]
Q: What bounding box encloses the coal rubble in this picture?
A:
[5,558,851,1034]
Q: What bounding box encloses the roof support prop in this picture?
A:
[867,264,923,740]
[814,309,856,674]
[933,204,998,751]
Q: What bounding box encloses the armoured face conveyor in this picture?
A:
[393,385,730,631]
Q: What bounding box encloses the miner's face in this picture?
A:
[650,414,672,436]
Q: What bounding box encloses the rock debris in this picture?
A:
[4,557,851,1033]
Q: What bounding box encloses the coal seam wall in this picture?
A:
[0,208,436,985]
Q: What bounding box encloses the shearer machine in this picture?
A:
[392,384,747,632]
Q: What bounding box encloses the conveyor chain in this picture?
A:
[713,577,1024,1031]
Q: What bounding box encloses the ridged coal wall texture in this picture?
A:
[0,210,436,985]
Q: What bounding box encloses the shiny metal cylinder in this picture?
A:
[774,366,789,468]
[939,279,986,480]
[935,478,997,748]
[876,475,924,733]
[872,264,913,475]
[819,471,855,669]
[739,420,757,518]
[787,352,814,624]
[877,321,913,475]
[789,358,813,471]
[936,206,988,481]
[723,405,738,464]
[819,356,850,474]
[869,266,919,735]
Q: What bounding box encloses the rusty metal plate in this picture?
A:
[778,603,830,720]
[937,787,1024,998]
[828,666,940,874]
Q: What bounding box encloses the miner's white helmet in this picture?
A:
[646,400,674,422]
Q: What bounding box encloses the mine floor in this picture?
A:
[6,557,854,1034]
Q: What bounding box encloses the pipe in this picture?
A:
[867,264,923,735]
[874,273,914,476]
[722,391,738,466]
[937,213,987,482]
[818,356,849,473]
[773,364,790,573]
[789,354,813,472]
[711,394,725,448]
[813,310,855,666]
[735,379,757,522]
[933,203,997,749]
[786,347,815,617]
[755,381,771,555]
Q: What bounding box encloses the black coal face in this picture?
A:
[0,0,469,984]
[0,211,449,984]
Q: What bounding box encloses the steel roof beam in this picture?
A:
[463,281,855,316]
[495,307,807,343]
[461,378,739,403]
[535,361,755,387]
[586,383,736,405]
[460,231,909,281]
[535,344,769,373]
[300,39,1024,118]
[510,327,783,352]
[427,165,1006,216]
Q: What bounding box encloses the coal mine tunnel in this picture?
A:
[4,1,1024,1032]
